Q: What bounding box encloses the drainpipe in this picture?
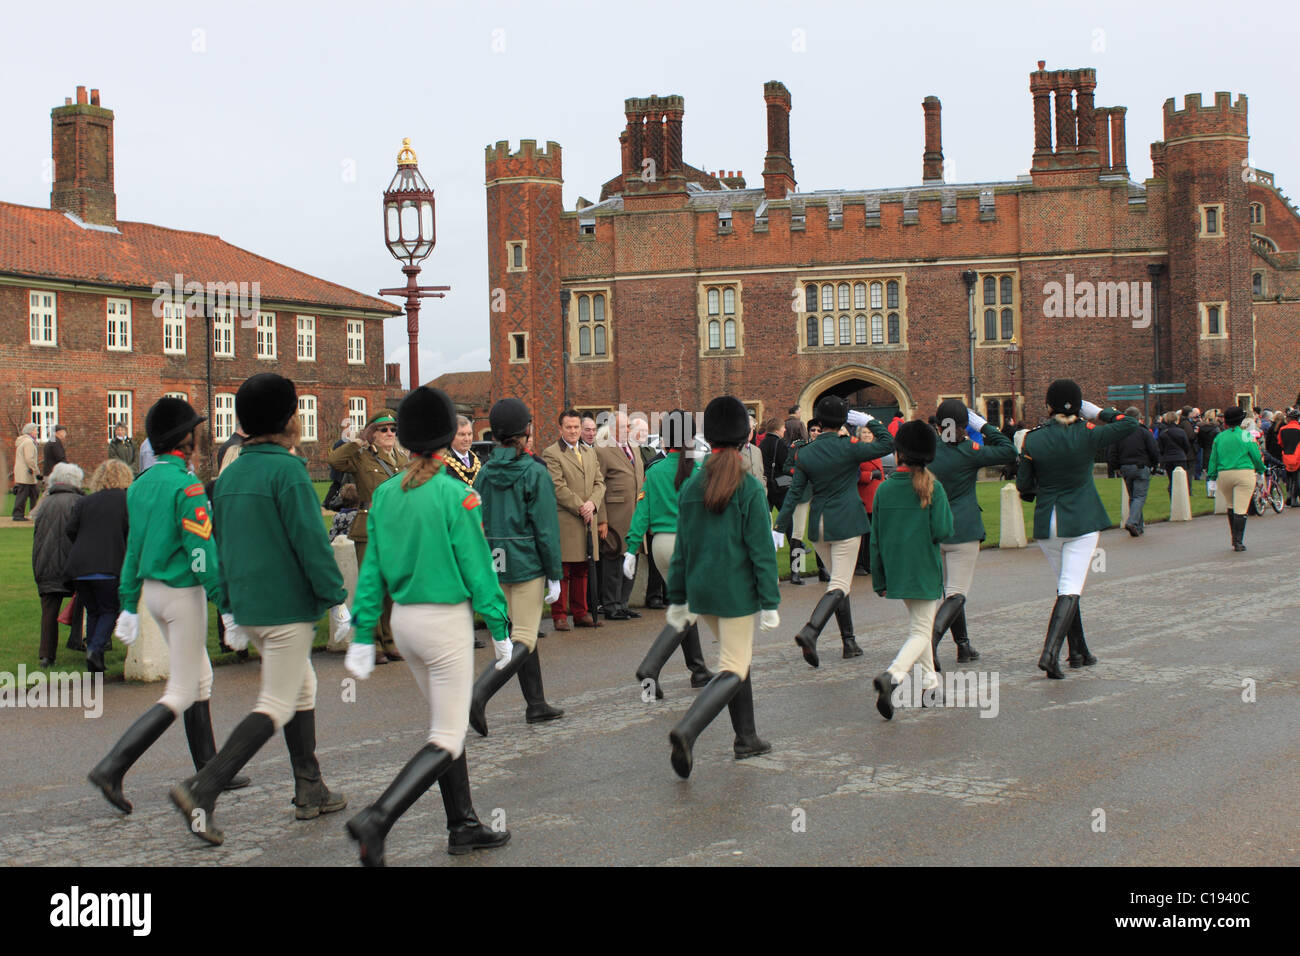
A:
[560,289,571,411]
[962,271,977,406]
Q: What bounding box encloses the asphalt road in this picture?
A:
[2,510,1296,867]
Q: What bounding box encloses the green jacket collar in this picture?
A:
[238,443,306,467]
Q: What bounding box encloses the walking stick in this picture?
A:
[586,519,601,626]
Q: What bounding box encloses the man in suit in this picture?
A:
[543,409,606,630]
[444,415,483,486]
[43,424,68,476]
[595,410,646,621]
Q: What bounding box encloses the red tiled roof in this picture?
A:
[426,370,491,405]
[0,201,400,315]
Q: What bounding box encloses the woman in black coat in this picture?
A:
[65,460,133,672]
[1156,412,1193,498]
[32,462,85,667]
[758,418,790,513]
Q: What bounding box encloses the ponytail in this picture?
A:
[674,449,693,490]
[702,448,744,514]
[401,452,446,491]
[908,463,935,509]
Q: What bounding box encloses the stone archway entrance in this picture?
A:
[798,365,913,424]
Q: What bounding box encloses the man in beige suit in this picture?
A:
[595,411,646,621]
[12,424,41,520]
[543,409,606,630]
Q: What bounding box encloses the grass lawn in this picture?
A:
[1,475,1214,680]
[1,482,337,682]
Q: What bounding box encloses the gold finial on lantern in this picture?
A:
[396,138,418,166]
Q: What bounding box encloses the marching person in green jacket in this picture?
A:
[1206,406,1265,552]
[868,421,954,719]
[170,374,347,846]
[664,396,781,778]
[89,397,250,814]
[774,396,894,667]
[928,399,1018,669]
[1017,379,1137,679]
[622,409,713,698]
[781,418,830,586]
[342,387,513,866]
[469,397,566,735]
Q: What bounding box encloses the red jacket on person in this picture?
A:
[858,459,884,513]
[1278,419,1300,472]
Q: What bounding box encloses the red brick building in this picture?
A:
[2,87,401,478]
[485,64,1300,437]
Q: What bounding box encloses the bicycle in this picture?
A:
[1251,464,1286,515]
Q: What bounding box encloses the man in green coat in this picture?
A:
[773,396,893,667]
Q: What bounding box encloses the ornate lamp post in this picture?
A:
[380,138,449,390]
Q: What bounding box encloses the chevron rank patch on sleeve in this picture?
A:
[461,490,481,511]
[182,505,213,540]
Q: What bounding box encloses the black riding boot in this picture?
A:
[438,751,511,856]
[169,712,275,845]
[835,594,862,658]
[345,744,454,867]
[1232,512,1248,552]
[726,673,771,759]
[681,623,714,688]
[283,709,347,820]
[635,623,688,699]
[816,559,832,583]
[788,538,806,586]
[1066,602,1098,668]
[1037,595,1078,680]
[468,641,530,736]
[794,589,845,668]
[928,594,967,673]
[518,645,565,724]
[668,671,743,779]
[182,700,250,791]
[88,703,175,814]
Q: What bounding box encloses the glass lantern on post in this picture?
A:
[380,138,449,390]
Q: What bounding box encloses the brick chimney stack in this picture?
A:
[922,96,944,183]
[51,86,116,227]
[762,81,796,199]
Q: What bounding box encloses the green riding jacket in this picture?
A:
[1016,409,1137,539]
[667,469,781,618]
[773,419,894,542]
[930,424,1018,543]
[1206,426,1265,478]
[624,451,702,555]
[474,446,563,585]
[351,469,509,644]
[213,443,345,625]
[869,471,954,600]
[119,453,226,615]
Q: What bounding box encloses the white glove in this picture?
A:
[759,609,780,631]
[345,641,374,680]
[493,636,515,671]
[545,579,561,604]
[622,553,637,580]
[331,604,353,642]
[771,530,786,550]
[846,410,873,427]
[114,610,139,647]
[1080,400,1102,420]
[223,624,248,655]
[966,408,988,431]
[665,603,697,633]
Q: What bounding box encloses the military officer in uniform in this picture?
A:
[595,410,645,621]
[928,399,1018,669]
[774,396,893,667]
[1017,380,1136,678]
[328,409,409,662]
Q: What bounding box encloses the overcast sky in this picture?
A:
[4,0,1296,387]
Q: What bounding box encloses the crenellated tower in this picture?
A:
[485,139,563,430]
[1157,92,1250,408]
